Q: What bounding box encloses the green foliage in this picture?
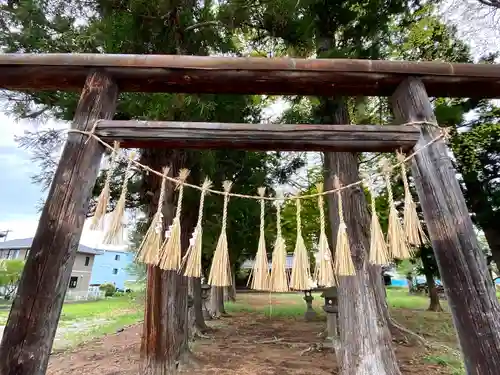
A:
[99,282,117,297]
[449,104,500,238]
[0,259,25,299]
[3,0,306,272]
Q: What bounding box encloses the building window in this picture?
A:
[69,277,78,289]
[85,256,90,266]
[112,268,118,275]
[115,254,120,261]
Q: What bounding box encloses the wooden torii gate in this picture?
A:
[1,54,500,375]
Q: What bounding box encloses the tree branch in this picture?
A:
[185,21,221,32]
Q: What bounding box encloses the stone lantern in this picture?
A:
[201,283,212,320]
[321,286,339,341]
[303,289,317,321]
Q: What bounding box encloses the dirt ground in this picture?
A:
[47,313,451,375]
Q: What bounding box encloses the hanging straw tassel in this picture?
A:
[383,160,412,260]
[314,183,336,287]
[91,141,121,231]
[103,151,135,245]
[397,152,428,247]
[136,166,170,265]
[181,178,212,278]
[158,169,190,271]
[249,187,270,291]
[290,196,312,291]
[332,176,356,276]
[366,177,390,265]
[208,181,233,287]
[269,197,289,292]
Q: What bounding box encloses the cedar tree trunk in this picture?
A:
[323,98,401,375]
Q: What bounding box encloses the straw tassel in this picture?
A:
[103,151,135,245]
[332,176,356,276]
[269,197,289,292]
[136,166,170,265]
[383,161,412,259]
[397,152,428,247]
[314,183,336,287]
[366,178,390,265]
[158,169,190,271]
[181,178,212,278]
[208,181,233,287]
[249,187,269,291]
[290,196,312,291]
[91,141,120,231]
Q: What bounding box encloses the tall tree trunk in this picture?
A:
[192,277,208,331]
[140,151,196,375]
[210,286,225,317]
[224,272,237,302]
[424,273,443,312]
[323,98,401,375]
[406,275,414,294]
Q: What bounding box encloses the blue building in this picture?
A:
[89,249,136,290]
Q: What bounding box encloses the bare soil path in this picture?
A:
[47,313,451,375]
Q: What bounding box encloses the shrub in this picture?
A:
[99,283,116,297]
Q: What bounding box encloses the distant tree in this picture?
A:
[0,260,25,300]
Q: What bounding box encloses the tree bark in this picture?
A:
[323,98,401,375]
[140,152,197,375]
[210,286,225,317]
[392,78,500,375]
[0,71,118,375]
[424,273,443,312]
[224,272,237,302]
[192,277,208,331]
[406,275,414,294]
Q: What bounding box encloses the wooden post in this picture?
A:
[0,71,118,375]
[391,78,500,375]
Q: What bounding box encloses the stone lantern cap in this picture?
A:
[320,286,338,299]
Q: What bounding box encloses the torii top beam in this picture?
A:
[1,53,500,98]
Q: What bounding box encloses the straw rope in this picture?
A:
[208,181,233,287]
[314,183,336,287]
[158,169,190,270]
[366,176,390,265]
[68,121,448,202]
[102,151,135,245]
[181,178,212,277]
[269,198,289,292]
[249,187,270,291]
[397,152,429,247]
[90,141,121,230]
[289,197,312,290]
[332,176,356,276]
[135,166,170,265]
[383,161,412,260]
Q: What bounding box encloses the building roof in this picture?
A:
[0,238,104,255]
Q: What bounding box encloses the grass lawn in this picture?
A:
[0,294,143,350]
